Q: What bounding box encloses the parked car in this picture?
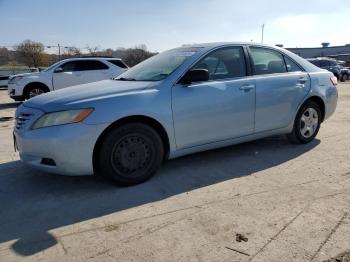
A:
[0,75,9,87]
[14,43,338,186]
[306,57,345,81]
[339,63,350,82]
[8,57,128,101]
[0,68,40,88]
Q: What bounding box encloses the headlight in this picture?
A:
[32,108,94,129]
[8,76,24,84]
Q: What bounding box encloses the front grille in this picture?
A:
[15,113,34,130]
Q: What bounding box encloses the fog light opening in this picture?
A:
[41,158,56,166]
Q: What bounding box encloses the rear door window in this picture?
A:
[320,60,330,67]
[310,60,320,67]
[81,60,109,71]
[250,47,287,75]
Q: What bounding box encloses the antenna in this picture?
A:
[261,24,265,43]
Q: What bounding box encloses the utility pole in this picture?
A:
[261,24,265,43]
[47,44,69,60]
[58,43,61,60]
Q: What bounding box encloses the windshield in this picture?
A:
[116,47,202,81]
[43,61,62,72]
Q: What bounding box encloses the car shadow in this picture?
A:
[0,136,320,256]
[0,102,21,110]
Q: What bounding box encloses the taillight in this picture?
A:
[330,76,338,86]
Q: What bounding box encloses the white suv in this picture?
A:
[8,57,128,101]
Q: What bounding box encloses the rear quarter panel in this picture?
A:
[303,71,338,121]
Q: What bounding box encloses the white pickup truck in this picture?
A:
[8,57,128,101]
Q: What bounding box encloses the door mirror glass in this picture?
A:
[54,67,63,73]
[180,69,209,84]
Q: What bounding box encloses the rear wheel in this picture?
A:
[98,123,164,186]
[287,101,321,144]
[341,74,348,82]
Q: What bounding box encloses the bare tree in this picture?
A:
[0,47,10,65]
[124,45,156,66]
[62,47,82,58]
[15,40,45,67]
[86,45,100,56]
[102,48,113,57]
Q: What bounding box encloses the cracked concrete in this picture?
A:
[0,83,349,261]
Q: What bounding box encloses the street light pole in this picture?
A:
[261,24,265,43]
[47,44,70,61]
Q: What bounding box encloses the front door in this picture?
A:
[172,46,255,149]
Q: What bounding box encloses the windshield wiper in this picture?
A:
[116,77,136,81]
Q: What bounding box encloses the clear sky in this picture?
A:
[1,0,350,52]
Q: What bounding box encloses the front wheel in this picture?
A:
[98,123,164,186]
[287,101,321,144]
[341,74,348,82]
[25,86,46,100]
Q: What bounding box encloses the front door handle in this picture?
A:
[298,77,307,83]
[239,84,255,91]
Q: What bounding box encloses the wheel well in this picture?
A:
[305,96,325,122]
[23,82,50,96]
[92,115,170,174]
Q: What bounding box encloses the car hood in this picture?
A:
[24,79,159,112]
[10,72,40,79]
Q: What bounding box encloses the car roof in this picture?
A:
[307,57,336,61]
[59,57,123,63]
[179,42,278,49]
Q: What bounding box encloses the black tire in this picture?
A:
[98,123,164,186]
[340,74,346,82]
[24,86,47,100]
[287,100,321,144]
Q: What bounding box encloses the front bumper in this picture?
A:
[14,114,109,176]
[7,83,24,101]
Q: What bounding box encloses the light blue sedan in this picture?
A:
[14,43,338,185]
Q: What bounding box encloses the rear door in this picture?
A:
[78,60,111,83]
[248,46,310,133]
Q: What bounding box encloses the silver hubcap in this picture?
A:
[29,88,44,98]
[300,108,319,138]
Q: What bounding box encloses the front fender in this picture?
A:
[82,87,176,152]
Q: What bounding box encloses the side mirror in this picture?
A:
[180,69,209,85]
[54,67,63,73]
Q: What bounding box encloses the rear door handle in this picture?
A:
[239,84,255,91]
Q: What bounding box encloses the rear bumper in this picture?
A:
[324,87,338,121]
[14,122,109,176]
